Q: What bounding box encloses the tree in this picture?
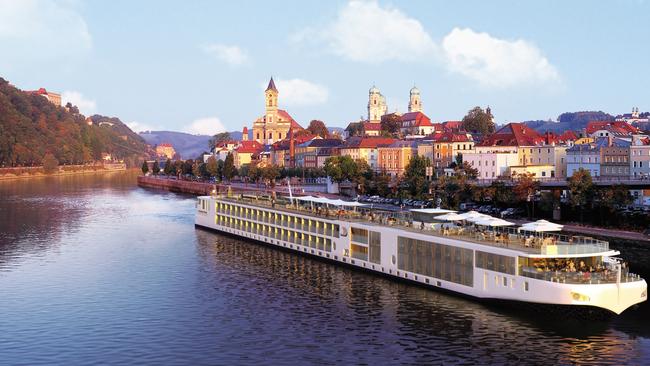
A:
[307,120,329,138]
[247,164,261,185]
[597,184,632,225]
[42,152,59,174]
[380,113,402,136]
[568,168,594,223]
[403,155,430,198]
[152,160,160,175]
[513,173,540,218]
[223,152,236,181]
[461,106,495,135]
[163,158,173,175]
[206,156,218,178]
[324,156,344,183]
[141,161,149,175]
[261,165,280,187]
[182,159,194,175]
[208,132,231,150]
[345,122,364,138]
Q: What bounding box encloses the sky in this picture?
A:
[1,0,649,136]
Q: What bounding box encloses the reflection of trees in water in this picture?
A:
[0,171,138,265]
[195,229,648,365]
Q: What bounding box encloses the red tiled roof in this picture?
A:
[585,121,638,135]
[478,123,545,147]
[270,133,316,151]
[442,121,463,131]
[362,122,382,131]
[557,130,578,142]
[236,140,263,154]
[432,131,473,143]
[342,136,396,149]
[400,111,432,127]
[158,142,173,147]
[276,109,303,130]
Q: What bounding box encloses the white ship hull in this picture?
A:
[195,196,647,315]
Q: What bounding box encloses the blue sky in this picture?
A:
[1,0,649,135]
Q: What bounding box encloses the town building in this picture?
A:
[431,132,474,172]
[566,140,606,178]
[462,150,519,180]
[400,111,435,136]
[28,88,61,106]
[585,121,638,138]
[630,135,650,179]
[377,140,418,176]
[295,138,343,168]
[269,132,319,167]
[233,140,264,168]
[600,137,630,178]
[339,137,396,170]
[156,143,176,160]
[252,78,303,145]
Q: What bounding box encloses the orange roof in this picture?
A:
[478,123,545,147]
[400,111,432,127]
[342,136,396,149]
[432,131,473,143]
[585,121,638,135]
[236,140,263,154]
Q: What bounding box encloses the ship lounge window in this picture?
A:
[524,281,529,291]
[476,251,515,275]
[369,231,381,264]
[351,227,368,244]
[351,244,368,261]
[397,236,473,286]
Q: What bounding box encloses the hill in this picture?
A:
[524,111,614,133]
[0,77,149,167]
[139,131,212,160]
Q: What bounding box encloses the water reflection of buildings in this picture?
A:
[194,229,648,365]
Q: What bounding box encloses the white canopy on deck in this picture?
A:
[473,217,515,227]
[410,208,457,215]
[519,219,563,232]
[434,213,466,221]
[294,195,366,207]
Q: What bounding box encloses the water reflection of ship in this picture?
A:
[194,229,648,364]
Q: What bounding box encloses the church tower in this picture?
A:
[265,77,279,123]
[368,85,387,123]
[408,86,422,113]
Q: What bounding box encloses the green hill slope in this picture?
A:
[0,77,149,167]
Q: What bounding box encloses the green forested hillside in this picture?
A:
[0,77,149,167]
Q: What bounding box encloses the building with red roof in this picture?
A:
[28,87,61,106]
[400,111,434,136]
[233,140,264,168]
[339,137,396,170]
[585,121,639,138]
[377,140,419,176]
[155,142,176,159]
[252,77,304,145]
[430,132,475,171]
[269,131,319,167]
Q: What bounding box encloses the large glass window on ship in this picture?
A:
[398,236,473,286]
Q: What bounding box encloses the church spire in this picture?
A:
[266,77,278,92]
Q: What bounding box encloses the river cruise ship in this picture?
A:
[195,193,647,316]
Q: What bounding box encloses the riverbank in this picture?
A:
[0,163,126,180]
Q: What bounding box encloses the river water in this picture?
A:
[1,171,649,365]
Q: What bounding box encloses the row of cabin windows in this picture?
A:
[216,202,340,238]
[216,214,333,251]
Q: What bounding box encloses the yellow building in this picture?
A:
[377,140,418,176]
[339,137,396,170]
[252,78,302,145]
[155,143,176,159]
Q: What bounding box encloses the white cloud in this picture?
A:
[126,121,161,133]
[202,43,249,66]
[442,28,560,88]
[295,0,436,63]
[0,0,91,69]
[265,78,329,106]
[184,117,226,136]
[62,91,96,115]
